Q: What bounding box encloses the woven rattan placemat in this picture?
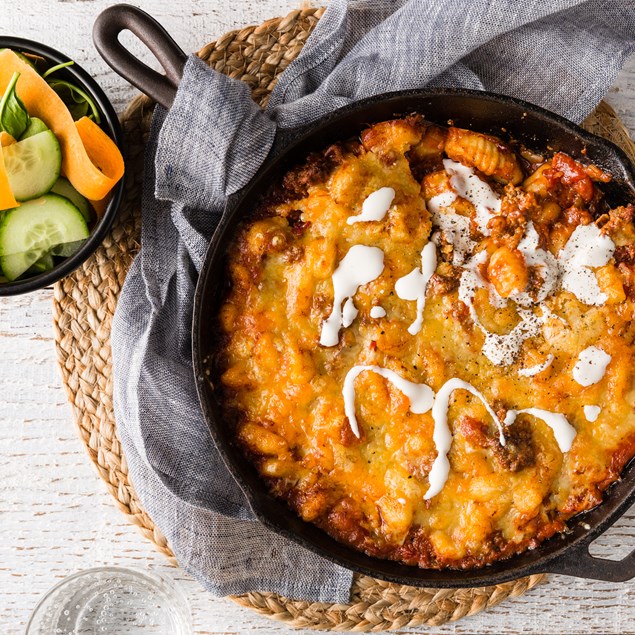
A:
[52,7,635,631]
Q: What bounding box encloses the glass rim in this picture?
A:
[25,565,192,633]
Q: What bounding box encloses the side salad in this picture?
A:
[0,48,124,282]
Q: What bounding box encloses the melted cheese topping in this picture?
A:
[343,369,575,500]
[426,378,507,499]
[517,354,554,377]
[343,365,434,438]
[217,116,635,570]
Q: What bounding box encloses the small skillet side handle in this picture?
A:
[93,4,187,109]
[544,535,635,582]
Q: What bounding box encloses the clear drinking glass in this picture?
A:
[26,566,192,634]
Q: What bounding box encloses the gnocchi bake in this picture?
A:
[213,115,635,569]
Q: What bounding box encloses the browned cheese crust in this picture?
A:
[214,114,635,569]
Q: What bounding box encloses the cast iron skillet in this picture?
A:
[95,4,635,587]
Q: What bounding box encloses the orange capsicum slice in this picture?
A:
[0,151,18,210]
[0,132,16,147]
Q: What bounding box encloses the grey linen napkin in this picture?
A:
[112,0,635,601]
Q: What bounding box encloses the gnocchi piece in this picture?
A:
[377,494,414,542]
[260,457,293,478]
[304,237,337,279]
[512,483,544,517]
[329,159,371,208]
[384,464,423,500]
[422,169,452,198]
[239,422,289,456]
[596,264,627,304]
[361,118,421,156]
[487,246,528,298]
[298,488,330,522]
[430,529,463,559]
[244,217,289,258]
[220,364,252,389]
[409,124,447,164]
[523,163,552,196]
[445,127,524,185]
[533,200,561,224]
[469,474,509,503]
[218,302,238,332]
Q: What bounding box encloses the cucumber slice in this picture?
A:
[50,177,91,221]
[27,252,55,274]
[51,239,86,258]
[2,130,61,201]
[20,117,49,140]
[0,194,89,280]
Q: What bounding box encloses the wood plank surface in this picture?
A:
[1,1,634,633]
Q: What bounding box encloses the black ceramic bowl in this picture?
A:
[0,36,124,296]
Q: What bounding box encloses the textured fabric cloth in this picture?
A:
[112,0,635,601]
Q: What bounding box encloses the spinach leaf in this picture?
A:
[47,79,101,124]
[0,72,30,139]
[44,61,101,124]
[42,60,74,79]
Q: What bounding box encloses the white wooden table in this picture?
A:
[2,1,635,633]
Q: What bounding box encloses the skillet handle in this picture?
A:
[93,4,187,109]
[543,537,635,582]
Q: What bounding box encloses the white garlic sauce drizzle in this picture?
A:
[370,305,386,319]
[572,346,612,386]
[427,191,458,212]
[480,309,552,367]
[428,163,555,367]
[510,222,560,307]
[504,408,576,452]
[425,378,507,500]
[342,367,576,499]
[343,365,435,438]
[342,297,358,328]
[426,191,475,266]
[320,245,385,347]
[517,354,554,377]
[395,242,437,335]
[559,224,615,305]
[584,405,601,422]
[347,187,395,224]
[443,159,501,235]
